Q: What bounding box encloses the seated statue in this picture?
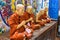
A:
[36,8,51,26]
[36,9,45,26]
[24,6,41,30]
[8,4,26,40]
[42,8,51,23]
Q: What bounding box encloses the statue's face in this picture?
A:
[44,8,48,12]
[17,6,24,15]
[27,8,33,14]
[39,10,44,15]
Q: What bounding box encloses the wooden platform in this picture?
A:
[30,21,57,40]
[56,37,60,40]
[0,21,57,40]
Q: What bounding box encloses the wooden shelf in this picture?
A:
[0,21,57,40]
[30,21,57,40]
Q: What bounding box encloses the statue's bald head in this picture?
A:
[16,4,24,10]
[27,6,32,9]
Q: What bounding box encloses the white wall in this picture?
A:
[59,0,60,16]
[59,10,60,16]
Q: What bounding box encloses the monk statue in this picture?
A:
[36,9,45,26]
[8,4,26,40]
[42,8,51,23]
[23,6,40,39]
[36,8,51,26]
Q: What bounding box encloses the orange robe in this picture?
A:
[23,12,33,39]
[42,12,47,19]
[10,31,25,40]
[38,12,51,25]
[41,12,51,23]
[7,12,26,40]
[29,13,40,30]
[24,12,40,30]
[37,15,45,26]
